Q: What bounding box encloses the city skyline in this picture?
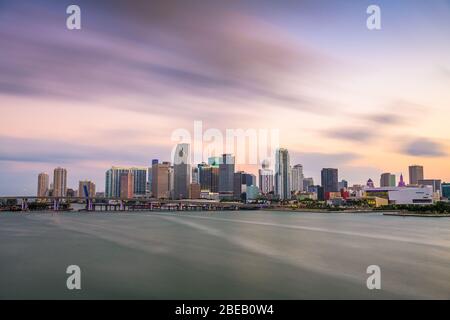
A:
[24,145,447,199]
[1,0,450,195]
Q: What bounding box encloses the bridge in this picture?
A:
[0,196,262,212]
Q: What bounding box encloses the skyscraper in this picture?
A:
[275,148,291,200]
[105,166,146,198]
[258,168,274,195]
[380,173,396,187]
[389,174,396,187]
[192,167,199,184]
[151,161,171,199]
[131,167,147,196]
[37,172,49,197]
[291,164,304,193]
[173,143,191,199]
[232,171,255,200]
[78,180,96,198]
[53,167,67,197]
[120,171,134,199]
[219,154,235,199]
[233,171,247,200]
[148,159,158,189]
[409,165,424,185]
[198,162,211,191]
[210,157,220,193]
[321,168,338,196]
[303,177,314,191]
[106,167,128,198]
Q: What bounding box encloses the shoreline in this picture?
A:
[2,208,450,217]
[383,212,450,217]
[262,207,450,217]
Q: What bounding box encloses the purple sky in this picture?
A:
[1,0,450,195]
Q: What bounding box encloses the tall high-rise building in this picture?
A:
[192,167,199,184]
[132,167,147,196]
[409,165,424,185]
[106,167,128,198]
[168,165,174,198]
[380,173,396,187]
[389,174,396,187]
[258,159,274,194]
[303,177,314,191]
[275,148,291,200]
[321,168,338,196]
[78,180,96,198]
[211,166,219,193]
[258,168,274,195]
[37,172,49,197]
[219,154,235,199]
[148,158,158,188]
[198,162,211,191]
[105,166,146,198]
[233,171,254,200]
[151,161,171,199]
[173,143,191,199]
[338,179,348,191]
[120,171,134,199]
[53,167,67,197]
[291,164,304,193]
[210,158,220,193]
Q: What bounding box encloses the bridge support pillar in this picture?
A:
[21,198,28,211]
[87,199,93,211]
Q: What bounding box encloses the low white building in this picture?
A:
[200,191,220,201]
[365,186,434,205]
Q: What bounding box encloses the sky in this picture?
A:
[0,0,449,195]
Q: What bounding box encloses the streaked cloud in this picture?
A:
[402,138,447,157]
[0,0,333,117]
[0,135,164,165]
[322,128,375,143]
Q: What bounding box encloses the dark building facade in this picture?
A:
[321,168,338,195]
[219,154,235,199]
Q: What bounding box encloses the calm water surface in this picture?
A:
[1,210,450,299]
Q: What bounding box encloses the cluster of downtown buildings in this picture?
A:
[36,144,450,206]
